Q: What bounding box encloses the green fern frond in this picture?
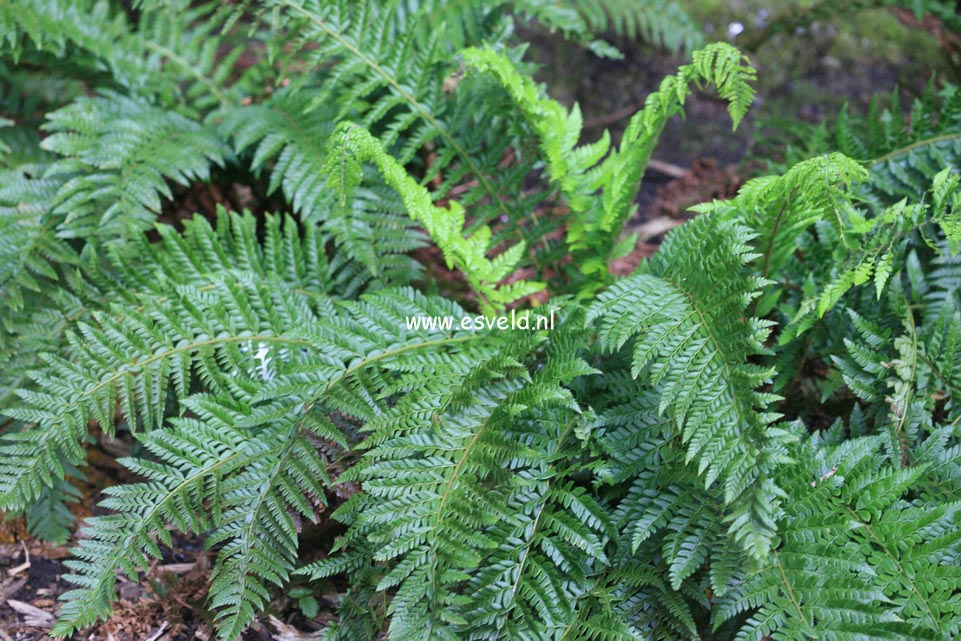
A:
[218,90,425,284]
[0,0,250,112]
[268,0,514,221]
[567,0,702,51]
[590,213,791,561]
[0,166,76,312]
[715,431,961,640]
[324,121,542,311]
[218,90,336,219]
[42,281,496,638]
[40,91,227,239]
[1,209,360,513]
[463,42,755,280]
[326,313,604,640]
[783,168,960,340]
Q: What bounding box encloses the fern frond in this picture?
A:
[327,312,604,640]
[268,0,513,221]
[567,0,701,51]
[692,152,867,297]
[0,166,76,312]
[43,282,495,638]
[715,431,961,640]
[1,210,360,513]
[218,90,425,284]
[324,122,542,311]
[40,91,227,239]
[0,0,250,113]
[463,43,756,280]
[783,168,960,340]
[590,213,791,560]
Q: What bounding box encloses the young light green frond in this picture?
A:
[324,121,542,311]
[692,152,867,316]
[463,43,755,280]
[266,0,515,220]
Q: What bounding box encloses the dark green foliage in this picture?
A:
[590,215,790,562]
[0,2,959,641]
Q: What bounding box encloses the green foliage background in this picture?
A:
[0,1,959,640]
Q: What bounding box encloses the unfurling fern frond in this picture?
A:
[463,42,756,280]
[270,0,465,164]
[590,213,792,561]
[691,152,868,315]
[268,0,530,232]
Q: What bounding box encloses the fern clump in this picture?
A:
[0,1,959,640]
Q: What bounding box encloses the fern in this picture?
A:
[19,267,499,637]
[218,91,425,283]
[464,42,756,281]
[564,0,702,51]
[0,0,254,113]
[40,91,228,239]
[715,429,961,640]
[691,152,868,315]
[324,121,543,311]
[2,4,960,640]
[510,0,702,57]
[314,312,608,640]
[0,210,351,513]
[590,213,791,561]
[783,167,960,341]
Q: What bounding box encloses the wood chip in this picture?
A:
[144,621,170,641]
[7,598,54,626]
[269,615,323,641]
[155,562,196,574]
[6,542,30,577]
[0,576,27,605]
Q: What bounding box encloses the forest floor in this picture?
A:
[0,6,955,641]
